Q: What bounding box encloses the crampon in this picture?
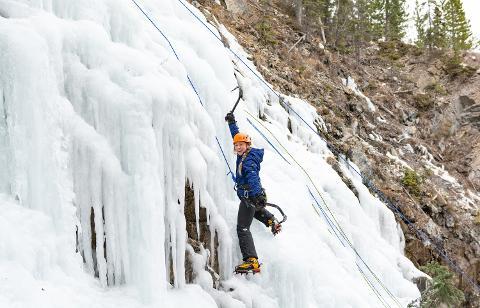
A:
[234,257,261,275]
[234,267,261,275]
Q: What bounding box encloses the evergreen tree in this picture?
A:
[364,0,384,41]
[321,0,336,39]
[384,0,408,41]
[430,4,447,48]
[414,0,428,48]
[351,0,369,59]
[415,0,448,50]
[323,0,336,25]
[303,0,326,35]
[332,0,355,49]
[419,261,465,308]
[424,0,435,50]
[443,0,473,50]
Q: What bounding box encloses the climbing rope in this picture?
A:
[130,0,235,183]
[215,137,235,182]
[358,264,391,308]
[172,0,480,294]
[246,110,402,307]
[246,118,290,165]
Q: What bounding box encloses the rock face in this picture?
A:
[183,181,220,287]
[224,0,248,14]
[457,93,479,128]
[457,92,480,189]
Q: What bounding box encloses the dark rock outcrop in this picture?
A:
[184,181,220,287]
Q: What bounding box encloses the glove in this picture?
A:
[249,190,267,209]
[268,218,282,236]
[225,112,236,124]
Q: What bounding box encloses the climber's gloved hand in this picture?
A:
[268,218,282,236]
[249,190,266,209]
[225,112,236,124]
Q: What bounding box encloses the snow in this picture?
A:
[416,144,460,187]
[377,116,387,124]
[403,144,415,154]
[387,152,414,172]
[369,132,383,142]
[342,76,376,112]
[416,146,480,210]
[0,0,423,307]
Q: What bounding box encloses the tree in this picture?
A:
[332,0,355,49]
[419,261,465,308]
[299,0,408,51]
[384,0,408,41]
[303,0,328,43]
[294,0,303,26]
[355,0,383,42]
[443,0,473,50]
[414,0,428,48]
[430,4,447,48]
[415,0,448,50]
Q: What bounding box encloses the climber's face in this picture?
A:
[234,142,248,156]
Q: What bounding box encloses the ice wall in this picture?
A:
[0,0,424,307]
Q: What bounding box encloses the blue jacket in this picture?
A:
[228,122,264,199]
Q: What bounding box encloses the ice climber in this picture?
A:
[225,112,282,274]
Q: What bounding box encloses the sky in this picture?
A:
[462,0,480,43]
[406,0,480,46]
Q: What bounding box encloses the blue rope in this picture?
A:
[131,0,237,184]
[173,0,480,293]
[357,264,391,308]
[307,187,346,247]
[308,187,400,307]
[215,136,235,182]
[245,111,396,304]
[246,118,291,165]
[131,0,181,60]
[245,112,395,305]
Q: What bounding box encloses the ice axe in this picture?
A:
[244,199,287,224]
[229,86,243,114]
[265,202,287,224]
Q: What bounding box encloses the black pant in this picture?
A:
[237,199,274,260]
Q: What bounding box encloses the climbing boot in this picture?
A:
[234,257,261,274]
[268,218,282,235]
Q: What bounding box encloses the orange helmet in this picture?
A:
[233,133,251,144]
